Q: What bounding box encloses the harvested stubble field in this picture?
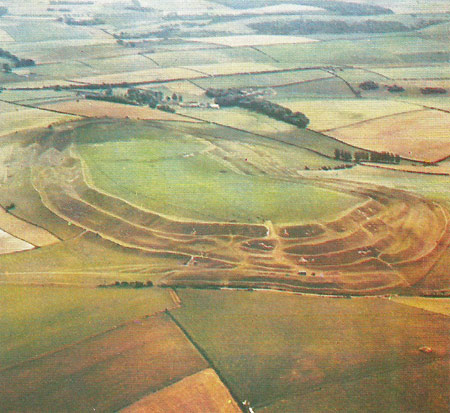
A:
[0,312,208,412]
[0,228,33,254]
[0,285,175,369]
[172,289,450,412]
[276,99,419,131]
[390,297,450,316]
[121,368,241,413]
[326,108,450,162]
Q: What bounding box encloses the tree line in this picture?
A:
[85,87,181,113]
[335,149,400,164]
[249,18,442,36]
[98,280,154,289]
[206,88,309,129]
[0,48,35,70]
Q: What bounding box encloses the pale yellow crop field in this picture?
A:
[327,109,450,162]
[0,206,60,247]
[121,369,241,413]
[0,108,78,138]
[0,229,34,254]
[277,99,419,131]
[390,297,450,316]
[188,35,318,47]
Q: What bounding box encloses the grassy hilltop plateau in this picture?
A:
[0,0,449,411]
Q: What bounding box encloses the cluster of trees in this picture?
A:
[98,280,154,289]
[369,151,401,164]
[315,164,354,171]
[64,17,105,26]
[335,149,400,164]
[157,104,176,113]
[115,25,179,40]
[0,7,7,16]
[250,19,418,36]
[421,87,447,95]
[206,88,309,128]
[0,48,35,69]
[85,93,133,105]
[334,149,353,162]
[116,39,155,50]
[359,81,379,90]
[387,85,405,93]
[127,88,164,108]
[85,87,181,113]
[127,88,182,107]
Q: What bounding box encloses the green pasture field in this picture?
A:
[272,77,356,99]
[5,40,132,65]
[370,65,450,80]
[172,289,450,412]
[2,20,93,43]
[0,89,78,104]
[86,54,159,73]
[333,67,391,84]
[258,34,450,67]
[178,106,298,135]
[420,20,450,39]
[148,46,272,68]
[0,284,174,368]
[78,139,358,224]
[257,39,399,66]
[17,61,98,81]
[398,51,450,64]
[193,69,332,89]
[307,165,450,207]
[75,120,360,224]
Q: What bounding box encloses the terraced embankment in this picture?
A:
[31,150,450,296]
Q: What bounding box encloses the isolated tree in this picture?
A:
[2,63,11,73]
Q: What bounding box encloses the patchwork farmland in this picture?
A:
[0,0,449,412]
